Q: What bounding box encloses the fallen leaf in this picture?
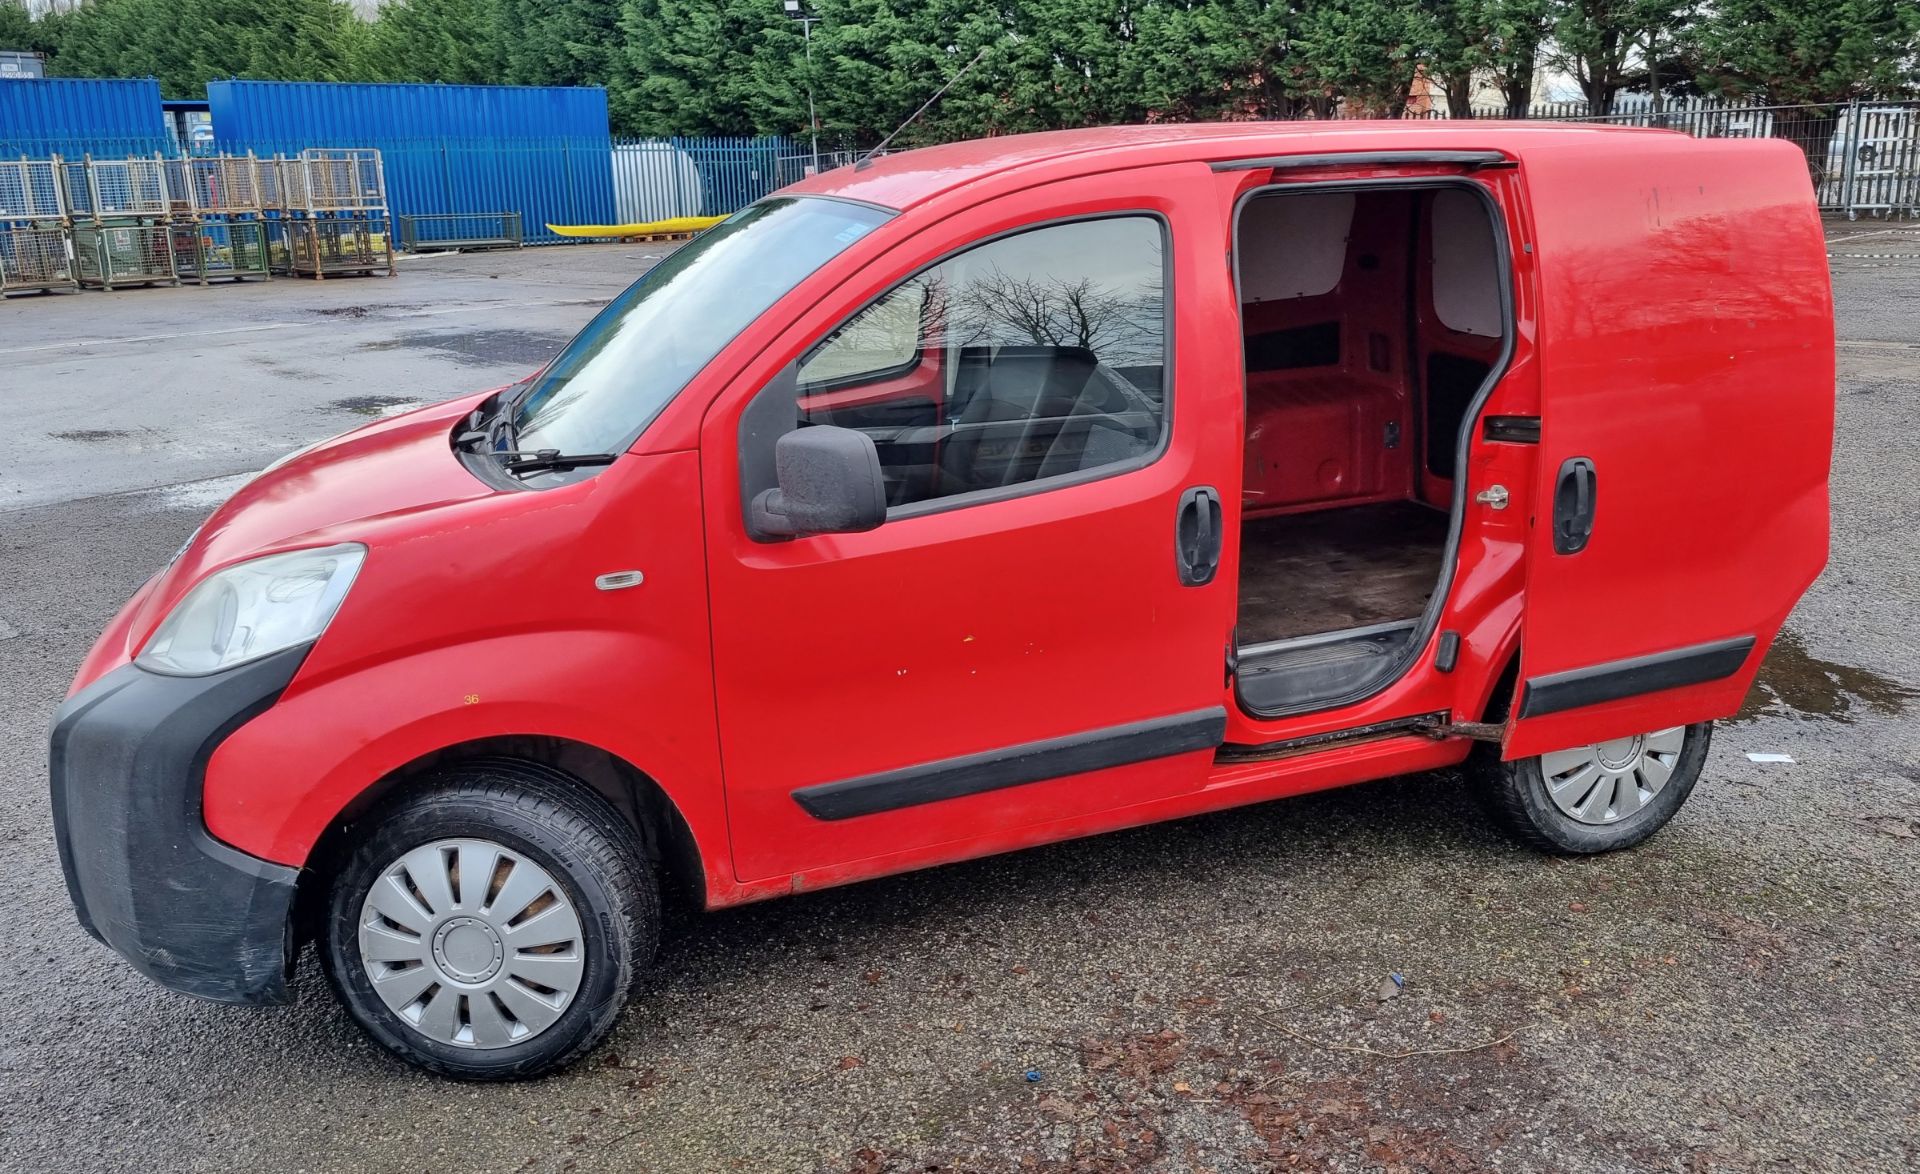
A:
[1034,1094,1075,1119]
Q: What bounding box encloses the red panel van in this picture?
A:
[50,123,1833,1078]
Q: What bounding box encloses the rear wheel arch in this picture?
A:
[298,736,708,941]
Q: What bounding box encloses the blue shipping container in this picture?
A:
[0,77,170,156]
[208,81,615,243]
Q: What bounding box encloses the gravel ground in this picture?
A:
[1,232,1916,1173]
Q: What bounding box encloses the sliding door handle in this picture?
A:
[1552,457,1597,554]
[1175,485,1223,586]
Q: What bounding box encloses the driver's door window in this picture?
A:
[794,215,1169,510]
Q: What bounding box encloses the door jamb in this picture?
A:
[1226,172,1521,725]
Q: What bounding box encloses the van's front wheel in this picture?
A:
[321,763,656,1080]
[1474,722,1713,854]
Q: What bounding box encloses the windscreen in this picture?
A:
[511,196,893,455]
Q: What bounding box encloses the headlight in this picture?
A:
[137,544,365,676]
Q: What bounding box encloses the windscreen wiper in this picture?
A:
[492,449,618,475]
[457,385,534,452]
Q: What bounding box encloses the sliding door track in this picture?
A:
[1216,709,1501,763]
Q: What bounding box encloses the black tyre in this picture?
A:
[321,760,656,1080]
[1472,722,1713,854]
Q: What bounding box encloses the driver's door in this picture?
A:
[699,166,1244,884]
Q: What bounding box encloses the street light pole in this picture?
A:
[782,0,820,174]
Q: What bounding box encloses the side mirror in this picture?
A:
[748,425,888,540]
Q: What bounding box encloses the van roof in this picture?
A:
[786,120,1684,211]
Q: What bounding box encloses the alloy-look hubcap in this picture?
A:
[1539,727,1687,826]
[358,838,586,1049]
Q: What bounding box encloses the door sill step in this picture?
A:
[1217,711,1454,763]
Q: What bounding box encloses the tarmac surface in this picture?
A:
[1,228,1916,1172]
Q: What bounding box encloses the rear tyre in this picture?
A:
[1472,722,1713,854]
[321,761,657,1080]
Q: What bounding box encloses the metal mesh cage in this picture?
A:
[67,157,172,219]
[251,155,287,211]
[73,222,176,287]
[173,156,264,214]
[0,158,66,221]
[285,149,387,212]
[171,220,271,281]
[282,216,392,276]
[0,224,76,294]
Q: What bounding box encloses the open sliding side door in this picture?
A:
[1503,136,1834,760]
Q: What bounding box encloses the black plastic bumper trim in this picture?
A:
[792,707,1227,821]
[48,645,310,1005]
[1519,636,1756,718]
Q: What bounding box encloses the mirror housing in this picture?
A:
[748,425,888,540]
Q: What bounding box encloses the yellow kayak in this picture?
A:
[545,216,727,239]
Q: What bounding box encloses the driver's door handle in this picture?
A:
[1175,486,1223,587]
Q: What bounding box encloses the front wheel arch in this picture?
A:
[297,736,706,947]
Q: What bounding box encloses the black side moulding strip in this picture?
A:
[1519,636,1757,718]
[792,708,1228,821]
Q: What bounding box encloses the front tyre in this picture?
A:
[322,762,657,1080]
[1474,722,1713,854]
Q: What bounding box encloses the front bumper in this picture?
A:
[48,645,310,1005]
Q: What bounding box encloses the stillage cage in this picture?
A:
[161,153,273,283]
[284,149,387,214]
[1,223,76,295]
[278,216,393,278]
[170,219,271,283]
[397,212,523,252]
[72,221,176,288]
[0,157,66,221]
[165,154,265,216]
[66,154,172,220]
[1,155,75,295]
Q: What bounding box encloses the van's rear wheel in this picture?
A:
[1474,722,1713,854]
[321,762,656,1080]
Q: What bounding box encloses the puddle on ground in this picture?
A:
[1736,629,1916,723]
[311,304,412,319]
[332,394,420,416]
[359,328,566,368]
[49,428,137,442]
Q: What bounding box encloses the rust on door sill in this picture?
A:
[1217,711,1455,763]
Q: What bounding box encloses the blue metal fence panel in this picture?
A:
[208,81,616,244]
[0,77,170,156]
[681,136,790,214]
[610,135,794,221]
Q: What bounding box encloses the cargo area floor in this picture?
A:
[1237,501,1451,647]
